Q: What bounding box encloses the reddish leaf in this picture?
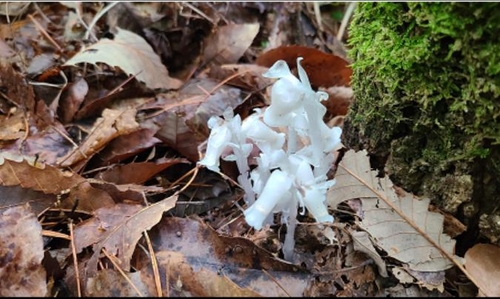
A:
[95,157,189,185]
[256,45,352,88]
[256,45,353,117]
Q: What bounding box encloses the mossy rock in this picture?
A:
[344,2,500,244]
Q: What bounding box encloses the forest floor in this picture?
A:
[0,2,493,297]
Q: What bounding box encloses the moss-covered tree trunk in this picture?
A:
[344,3,500,248]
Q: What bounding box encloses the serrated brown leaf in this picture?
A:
[76,195,177,277]
[0,152,114,212]
[58,108,139,168]
[327,150,455,272]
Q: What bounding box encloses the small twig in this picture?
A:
[101,248,144,297]
[68,220,82,297]
[28,14,62,52]
[337,2,357,41]
[42,229,71,240]
[262,269,291,297]
[180,2,216,26]
[171,166,199,194]
[106,71,141,97]
[85,2,120,40]
[144,231,162,297]
[32,2,52,24]
[313,2,324,32]
[70,2,98,42]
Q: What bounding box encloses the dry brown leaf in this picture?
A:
[327,150,455,273]
[95,157,189,185]
[0,185,56,215]
[59,77,89,123]
[145,217,310,297]
[0,110,25,140]
[58,108,139,168]
[89,180,166,204]
[202,23,260,66]
[95,127,162,165]
[465,243,500,296]
[142,251,262,297]
[151,79,245,161]
[75,195,177,277]
[86,269,150,297]
[0,61,36,112]
[64,27,183,90]
[0,152,114,212]
[0,204,47,296]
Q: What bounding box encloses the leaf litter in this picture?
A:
[0,2,492,297]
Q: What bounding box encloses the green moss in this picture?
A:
[345,2,500,241]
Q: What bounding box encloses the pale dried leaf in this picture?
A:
[58,108,139,167]
[64,27,183,89]
[202,23,260,66]
[327,150,455,272]
[391,267,415,284]
[465,243,500,296]
[0,204,46,296]
[79,195,177,276]
[405,267,445,293]
[352,231,388,277]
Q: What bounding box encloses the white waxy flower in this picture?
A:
[244,170,292,230]
[302,187,334,223]
[262,60,310,127]
[198,116,232,172]
[241,111,285,155]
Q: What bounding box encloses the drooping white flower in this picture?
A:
[198,115,232,173]
[244,170,292,230]
[199,57,344,260]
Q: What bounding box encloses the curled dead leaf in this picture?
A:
[64,27,183,90]
[465,243,500,296]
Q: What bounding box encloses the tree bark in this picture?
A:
[344,2,500,247]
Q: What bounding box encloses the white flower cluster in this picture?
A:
[199,57,342,260]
